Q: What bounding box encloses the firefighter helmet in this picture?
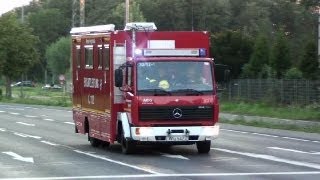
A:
[158,80,170,89]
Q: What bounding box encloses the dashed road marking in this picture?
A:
[25,115,37,118]
[43,118,54,122]
[13,132,42,139]
[64,122,75,125]
[41,141,59,146]
[16,122,35,126]
[9,112,20,115]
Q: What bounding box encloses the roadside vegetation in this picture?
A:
[220,118,320,134]
[220,100,320,121]
[0,85,71,107]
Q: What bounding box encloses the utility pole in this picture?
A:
[125,0,130,25]
[80,0,85,26]
[318,8,320,68]
[191,0,194,31]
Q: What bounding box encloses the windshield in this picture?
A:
[137,61,214,95]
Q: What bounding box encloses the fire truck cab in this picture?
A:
[70,22,220,154]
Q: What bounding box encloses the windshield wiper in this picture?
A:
[139,88,172,96]
[173,89,204,96]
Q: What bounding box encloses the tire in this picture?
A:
[88,134,101,147]
[121,130,135,154]
[196,140,211,154]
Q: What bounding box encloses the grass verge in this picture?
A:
[220,118,320,134]
[1,86,71,107]
[220,101,320,121]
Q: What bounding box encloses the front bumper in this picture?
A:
[130,124,219,142]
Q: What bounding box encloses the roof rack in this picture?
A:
[70,24,115,35]
[124,22,157,31]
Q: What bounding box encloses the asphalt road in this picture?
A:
[0,103,320,180]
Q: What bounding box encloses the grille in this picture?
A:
[139,106,213,121]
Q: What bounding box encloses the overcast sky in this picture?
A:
[0,0,32,16]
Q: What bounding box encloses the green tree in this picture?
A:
[0,13,39,98]
[85,0,122,27]
[248,34,270,76]
[299,41,319,79]
[27,8,70,83]
[45,37,71,83]
[86,0,145,29]
[212,30,253,78]
[270,30,291,78]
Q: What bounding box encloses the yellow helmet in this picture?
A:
[158,80,170,89]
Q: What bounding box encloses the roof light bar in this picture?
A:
[143,49,200,57]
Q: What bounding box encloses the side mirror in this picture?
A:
[114,69,123,87]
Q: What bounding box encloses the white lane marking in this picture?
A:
[67,111,72,113]
[64,122,75,125]
[2,152,34,163]
[221,128,320,144]
[282,137,311,142]
[74,150,160,174]
[0,110,5,113]
[222,129,249,134]
[160,153,189,160]
[268,147,320,155]
[0,128,6,132]
[1,171,320,179]
[13,132,42,139]
[8,108,24,111]
[212,148,320,170]
[25,115,37,118]
[41,141,59,146]
[43,118,54,122]
[16,122,35,126]
[14,132,29,138]
[250,132,279,138]
[211,157,238,161]
[9,112,20,115]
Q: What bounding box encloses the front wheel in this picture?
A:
[196,140,211,154]
[121,131,136,154]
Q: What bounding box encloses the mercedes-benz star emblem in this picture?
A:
[172,108,183,118]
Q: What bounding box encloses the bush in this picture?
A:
[284,67,303,79]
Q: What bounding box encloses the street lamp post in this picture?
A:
[318,8,320,68]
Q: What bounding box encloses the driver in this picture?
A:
[147,66,171,90]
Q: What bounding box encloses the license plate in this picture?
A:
[166,136,188,141]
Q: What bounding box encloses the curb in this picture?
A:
[219,112,320,128]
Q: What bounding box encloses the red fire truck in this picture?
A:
[70,22,220,154]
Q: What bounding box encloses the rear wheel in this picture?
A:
[196,140,211,154]
[121,130,135,154]
[88,134,101,147]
